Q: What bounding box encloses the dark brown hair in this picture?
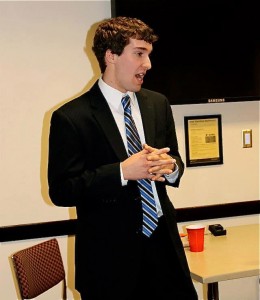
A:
[92,16,158,73]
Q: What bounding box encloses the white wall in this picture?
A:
[168,101,259,208]
[0,0,110,226]
[0,1,259,299]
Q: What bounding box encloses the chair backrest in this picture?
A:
[11,238,67,300]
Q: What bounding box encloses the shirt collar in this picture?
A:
[98,77,137,112]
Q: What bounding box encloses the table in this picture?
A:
[184,224,260,300]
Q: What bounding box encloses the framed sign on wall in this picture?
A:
[184,114,223,167]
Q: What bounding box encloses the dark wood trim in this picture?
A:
[176,200,260,222]
[1,200,259,242]
[0,220,77,243]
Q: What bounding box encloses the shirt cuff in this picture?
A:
[120,163,128,186]
[164,163,179,183]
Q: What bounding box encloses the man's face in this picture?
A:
[106,38,153,93]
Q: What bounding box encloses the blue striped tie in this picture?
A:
[121,95,158,237]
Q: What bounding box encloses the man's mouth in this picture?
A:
[135,73,145,82]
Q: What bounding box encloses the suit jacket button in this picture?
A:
[136,228,142,235]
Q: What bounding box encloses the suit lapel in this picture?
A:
[89,83,128,161]
[89,84,155,160]
[136,91,156,146]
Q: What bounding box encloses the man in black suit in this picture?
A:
[48,16,197,300]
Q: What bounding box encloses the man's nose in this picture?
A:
[143,56,152,70]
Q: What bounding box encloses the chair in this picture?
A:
[11,238,67,299]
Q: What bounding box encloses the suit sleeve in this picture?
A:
[163,98,185,187]
[48,110,122,207]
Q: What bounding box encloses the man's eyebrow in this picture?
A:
[133,46,152,52]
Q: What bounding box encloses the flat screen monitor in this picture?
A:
[111,0,260,105]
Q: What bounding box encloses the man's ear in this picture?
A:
[105,49,117,64]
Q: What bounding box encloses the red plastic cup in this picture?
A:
[186,224,205,252]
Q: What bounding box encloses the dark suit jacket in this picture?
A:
[48,81,191,298]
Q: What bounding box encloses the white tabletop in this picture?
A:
[184,224,260,283]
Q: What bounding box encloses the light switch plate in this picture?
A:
[242,129,252,148]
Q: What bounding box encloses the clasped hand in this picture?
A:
[122,143,176,182]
